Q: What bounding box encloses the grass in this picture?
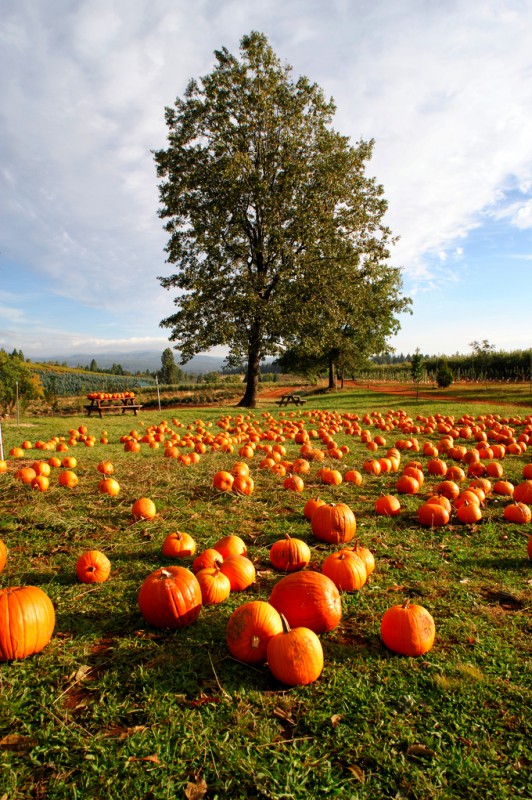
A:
[0,388,531,799]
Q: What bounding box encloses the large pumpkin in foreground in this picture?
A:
[0,586,55,661]
[138,566,202,629]
[381,599,435,657]
[269,571,342,634]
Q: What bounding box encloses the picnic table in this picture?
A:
[276,394,306,407]
[85,393,142,417]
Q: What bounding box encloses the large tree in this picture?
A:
[154,32,408,407]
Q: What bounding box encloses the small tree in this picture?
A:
[411,349,423,400]
[159,347,181,385]
[0,351,43,414]
[436,358,453,388]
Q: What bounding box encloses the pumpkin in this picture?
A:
[226,600,283,664]
[0,586,55,661]
[15,467,37,485]
[493,480,514,497]
[513,481,532,504]
[456,501,482,524]
[266,614,323,686]
[213,534,247,559]
[270,535,311,572]
[380,598,435,657]
[427,458,448,477]
[195,563,231,605]
[219,554,256,590]
[269,571,342,634]
[97,460,114,475]
[192,548,223,574]
[351,541,376,576]
[283,474,305,492]
[58,470,78,489]
[374,495,401,517]
[131,497,156,520]
[0,539,7,573]
[31,475,49,492]
[417,502,450,527]
[435,480,460,500]
[212,471,234,492]
[232,474,255,495]
[303,497,325,520]
[138,566,202,629]
[76,550,111,583]
[311,502,356,544]
[98,477,120,497]
[528,536,532,560]
[344,469,363,484]
[395,474,420,495]
[321,550,367,591]
[503,502,532,524]
[162,531,197,558]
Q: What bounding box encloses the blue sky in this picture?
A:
[1,0,532,361]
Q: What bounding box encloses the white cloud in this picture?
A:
[1,0,532,356]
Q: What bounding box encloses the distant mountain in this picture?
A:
[33,350,229,375]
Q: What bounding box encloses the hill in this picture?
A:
[33,350,228,375]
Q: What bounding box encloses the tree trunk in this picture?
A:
[328,353,337,390]
[238,330,261,408]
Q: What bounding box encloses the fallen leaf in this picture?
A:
[347,764,365,782]
[330,714,343,727]
[0,734,37,751]
[185,776,208,800]
[406,743,437,759]
[73,665,93,682]
[128,754,160,764]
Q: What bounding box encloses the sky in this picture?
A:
[1,0,532,363]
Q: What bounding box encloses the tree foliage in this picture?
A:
[154,32,408,406]
[0,351,43,414]
[435,358,454,388]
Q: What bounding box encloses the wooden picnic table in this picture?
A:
[85,396,142,417]
[276,394,306,407]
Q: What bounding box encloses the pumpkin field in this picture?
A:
[0,388,531,800]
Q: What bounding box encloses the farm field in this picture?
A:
[0,389,531,800]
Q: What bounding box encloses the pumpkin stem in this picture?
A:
[251,635,261,649]
[279,613,292,634]
[402,598,411,609]
[159,568,172,579]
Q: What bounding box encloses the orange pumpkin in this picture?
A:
[219,555,256,591]
[213,534,247,559]
[270,535,311,572]
[381,598,435,656]
[375,495,401,517]
[138,566,202,629]
[0,586,56,661]
[0,539,7,573]
[269,571,342,634]
[503,502,532,524]
[131,497,156,520]
[321,550,367,591]
[76,550,111,583]
[226,600,283,664]
[162,531,197,558]
[266,614,323,686]
[311,502,356,544]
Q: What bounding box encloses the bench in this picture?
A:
[85,399,143,417]
[276,394,306,407]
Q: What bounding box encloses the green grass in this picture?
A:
[0,389,531,799]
